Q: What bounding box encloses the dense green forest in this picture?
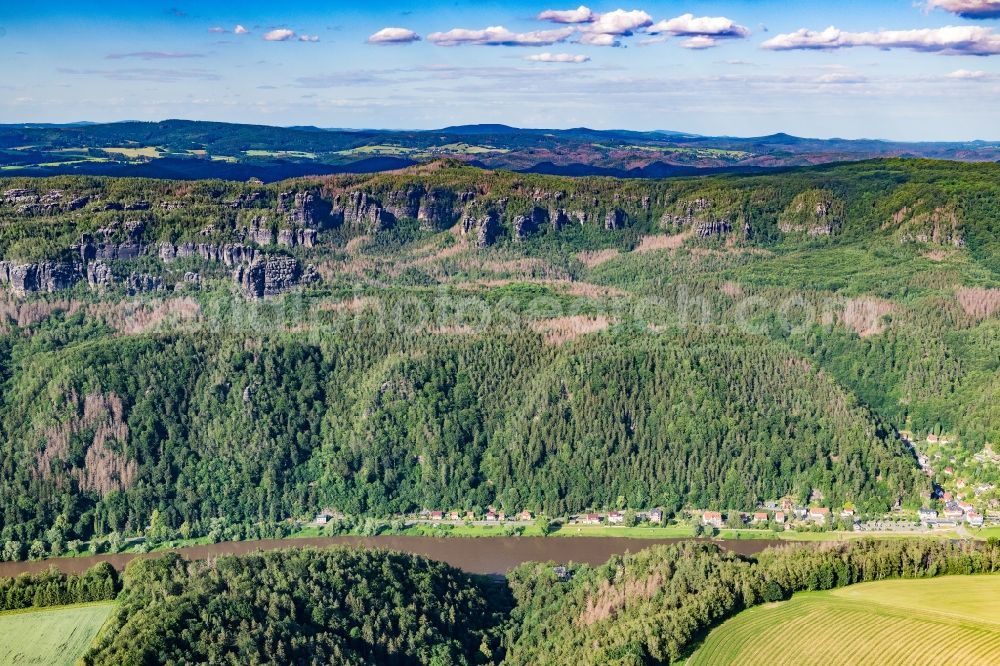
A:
[0,562,118,612]
[0,158,997,549]
[83,548,509,665]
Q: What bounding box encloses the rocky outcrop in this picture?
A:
[779,191,842,236]
[86,261,113,289]
[124,273,164,295]
[551,208,571,231]
[159,242,257,266]
[276,228,317,248]
[277,191,330,227]
[695,220,733,237]
[3,189,94,216]
[417,188,460,229]
[513,215,533,241]
[513,207,549,241]
[384,185,425,221]
[462,211,502,248]
[75,221,147,261]
[234,256,318,298]
[222,191,262,209]
[335,192,394,232]
[661,198,713,228]
[243,217,276,246]
[604,209,626,230]
[0,261,82,293]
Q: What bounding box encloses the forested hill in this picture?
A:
[3,119,1000,180]
[83,548,510,665]
[0,158,997,549]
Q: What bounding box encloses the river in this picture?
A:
[0,535,788,578]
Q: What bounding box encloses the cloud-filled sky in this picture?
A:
[1,1,999,139]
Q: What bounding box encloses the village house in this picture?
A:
[448,511,460,521]
[958,501,975,514]
[466,511,476,521]
[840,507,855,519]
[956,478,967,490]
[967,512,984,527]
[942,491,953,502]
[702,511,723,528]
[430,511,444,520]
[943,502,964,520]
[314,511,333,525]
[518,510,533,521]
[918,508,938,521]
[607,511,624,524]
[498,511,506,521]
[485,511,497,522]
[583,513,601,525]
[774,511,786,524]
[649,508,663,524]
[809,507,830,523]
[944,466,954,476]
[781,498,795,511]
[752,512,769,524]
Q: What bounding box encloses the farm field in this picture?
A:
[688,575,1000,665]
[0,602,114,666]
[101,146,161,158]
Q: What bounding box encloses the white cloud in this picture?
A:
[816,72,869,84]
[585,9,653,35]
[578,32,621,46]
[263,28,296,42]
[525,52,591,62]
[637,35,669,47]
[537,6,595,24]
[762,25,1000,55]
[427,25,575,46]
[948,68,988,78]
[209,25,249,35]
[367,27,421,44]
[681,36,717,49]
[106,51,204,60]
[299,35,319,42]
[649,14,751,38]
[573,8,653,47]
[926,0,1000,19]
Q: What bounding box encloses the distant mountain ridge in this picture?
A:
[1,119,998,182]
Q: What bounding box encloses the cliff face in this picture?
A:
[0,261,81,293]
[234,257,317,299]
[2,161,985,298]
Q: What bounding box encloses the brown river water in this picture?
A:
[0,535,785,578]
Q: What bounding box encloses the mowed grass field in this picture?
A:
[0,602,114,666]
[688,575,1000,665]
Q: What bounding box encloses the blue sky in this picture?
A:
[2,1,999,139]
